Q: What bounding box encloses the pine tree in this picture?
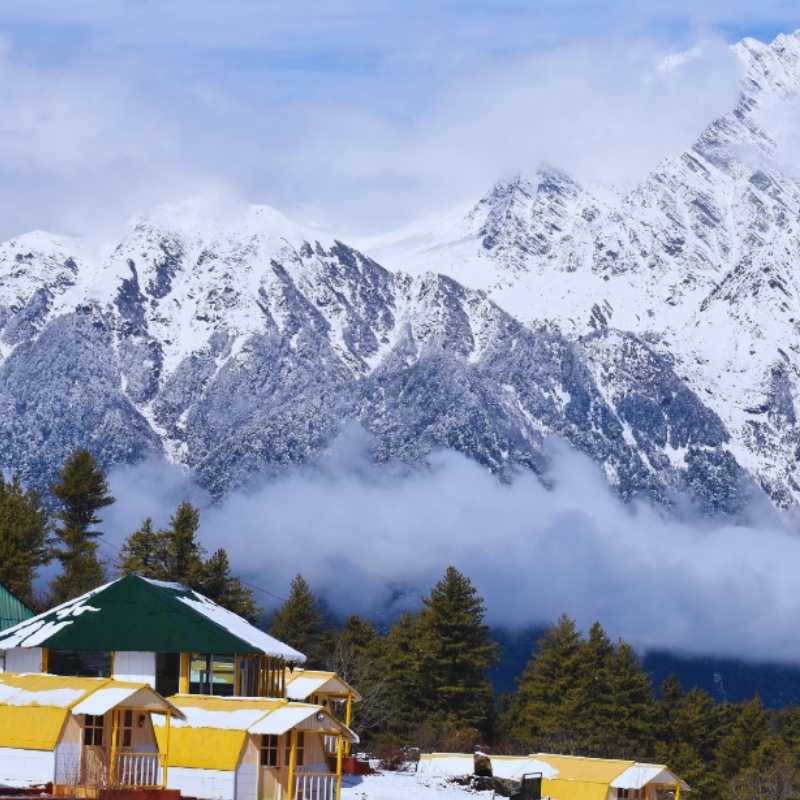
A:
[270,575,331,666]
[117,518,169,579]
[507,614,585,751]
[604,641,657,758]
[50,449,115,603]
[329,615,389,737]
[0,474,49,606]
[380,611,428,739]
[730,735,800,800]
[716,696,772,793]
[417,566,498,735]
[200,549,260,622]
[572,621,615,755]
[165,501,205,586]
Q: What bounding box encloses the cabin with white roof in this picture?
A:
[0,672,182,793]
[0,575,360,800]
[417,753,690,800]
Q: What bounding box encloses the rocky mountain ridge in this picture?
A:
[2,30,800,510]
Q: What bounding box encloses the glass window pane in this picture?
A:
[211,655,235,696]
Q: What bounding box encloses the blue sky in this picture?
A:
[0,1,798,237]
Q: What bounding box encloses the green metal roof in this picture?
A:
[0,574,305,661]
[0,584,34,633]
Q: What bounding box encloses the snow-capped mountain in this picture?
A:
[2,30,800,510]
[366,30,800,508]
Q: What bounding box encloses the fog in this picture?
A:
[102,430,800,664]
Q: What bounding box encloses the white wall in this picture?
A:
[5,648,43,673]
[54,716,82,785]
[0,747,55,787]
[167,767,236,800]
[235,739,259,800]
[113,651,156,687]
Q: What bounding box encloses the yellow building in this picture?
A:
[535,754,690,800]
[0,672,183,795]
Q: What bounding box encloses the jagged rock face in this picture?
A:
[4,31,800,511]
[0,209,749,512]
[368,30,800,508]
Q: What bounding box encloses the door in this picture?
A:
[259,735,283,800]
[81,714,108,788]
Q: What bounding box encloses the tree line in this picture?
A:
[1,449,799,800]
[0,449,255,616]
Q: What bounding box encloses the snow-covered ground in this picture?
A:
[342,771,491,800]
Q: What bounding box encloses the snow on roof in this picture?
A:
[285,669,362,701]
[175,589,305,662]
[0,673,112,709]
[248,704,322,735]
[0,673,185,752]
[0,580,114,649]
[611,764,689,791]
[155,695,359,743]
[0,575,306,661]
[535,754,635,784]
[70,685,183,718]
[158,696,283,731]
[490,756,558,780]
[417,754,476,778]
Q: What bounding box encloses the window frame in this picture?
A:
[284,731,305,767]
[84,714,104,747]
[260,734,279,768]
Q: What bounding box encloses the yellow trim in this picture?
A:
[109,709,121,785]
[179,653,190,694]
[287,730,298,800]
[162,710,172,789]
[40,648,49,673]
[344,693,353,756]
[335,734,344,800]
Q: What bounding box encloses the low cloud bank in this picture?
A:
[104,432,800,664]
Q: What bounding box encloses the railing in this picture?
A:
[294,772,337,800]
[112,752,161,788]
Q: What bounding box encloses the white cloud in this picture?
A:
[105,432,800,664]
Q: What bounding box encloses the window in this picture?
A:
[84,715,104,746]
[260,735,279,768]
[285,732,304,767]
[616,791,643,800]
[121,709,134,748]
[156,652,180,697]
[189,654,236,696]
[51,650,111,678]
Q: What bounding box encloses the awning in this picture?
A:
[249,705,359,743]
[285,671,362,702]
[71,685,185,718]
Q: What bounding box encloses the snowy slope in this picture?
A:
[364,29,800,507]
[1,31,800,510]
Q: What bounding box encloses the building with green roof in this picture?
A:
[0,583,33,633]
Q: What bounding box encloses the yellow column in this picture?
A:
[675,784,681,800]
[344,693,353,756]
[335,734,344,800]
[162,711,172,789]
[179,653,190,693]
[40,648,49,673]
[287,731,298,800]
[109,710,121,786]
